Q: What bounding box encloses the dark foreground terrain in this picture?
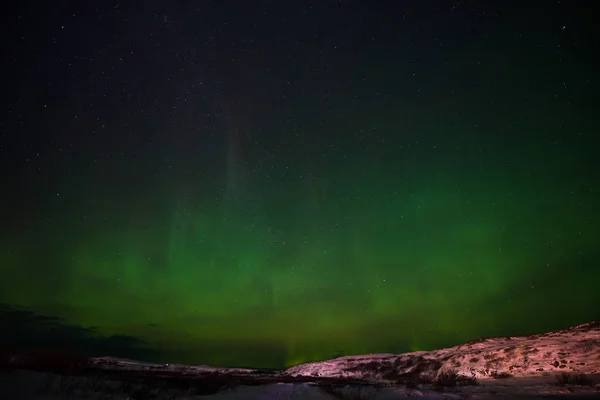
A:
[1,321,599,399]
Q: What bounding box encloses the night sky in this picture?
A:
[1,1,599,369]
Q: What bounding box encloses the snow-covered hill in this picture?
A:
[284,321,600,384]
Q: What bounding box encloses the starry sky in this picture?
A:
[1,1,599,369]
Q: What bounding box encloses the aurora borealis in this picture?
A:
[2,1,599,369]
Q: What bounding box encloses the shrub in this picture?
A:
[434,370,478,389]
[555,373,593,386]
[490,371,512,379]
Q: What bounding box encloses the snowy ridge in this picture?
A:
[87,356,256,375]
[283,321,600,382]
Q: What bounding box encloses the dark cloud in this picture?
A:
[0,303,160,362]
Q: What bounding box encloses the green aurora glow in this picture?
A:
[2,135,598,367]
